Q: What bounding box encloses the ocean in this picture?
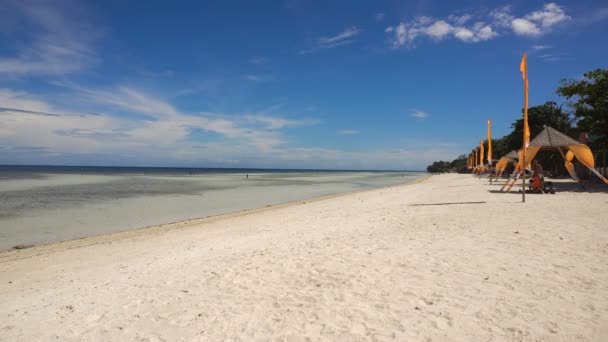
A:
[0,165,426,251]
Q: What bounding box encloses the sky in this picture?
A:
[1,0,607,170]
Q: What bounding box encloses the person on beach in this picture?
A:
[532,160,544,180]
[531,159,545,190]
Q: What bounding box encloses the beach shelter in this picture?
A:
[494,150,519,175]
[524,126,608,184]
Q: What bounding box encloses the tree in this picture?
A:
[501,101,573,153]
[450,154,467,170]
[557,68,608,148]
[426,161,451,173]
[491,137,510,162]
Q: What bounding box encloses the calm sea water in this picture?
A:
[0,165,426,250]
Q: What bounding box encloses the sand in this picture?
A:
[1,173,607,341]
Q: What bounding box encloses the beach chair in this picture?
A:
[500,172,520,192]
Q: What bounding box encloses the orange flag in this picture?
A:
[479,140,484,167]
[520,53,530,147]
[487,119,492,165]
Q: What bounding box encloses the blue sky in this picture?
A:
[1,0,607,170]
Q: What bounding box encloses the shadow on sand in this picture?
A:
[488,178,608,194]
[410,201,486,206]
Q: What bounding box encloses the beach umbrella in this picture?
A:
[525,126,608,184]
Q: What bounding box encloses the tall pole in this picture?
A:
[522,144,526,202]
[520,53,529,203]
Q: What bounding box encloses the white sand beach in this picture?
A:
[1,173,607,341]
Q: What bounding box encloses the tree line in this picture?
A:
[427,68,608,174]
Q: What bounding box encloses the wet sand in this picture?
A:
[0,171,421,250]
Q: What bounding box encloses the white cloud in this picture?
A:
[490,6,515,28]
[0,1,101,77]
[386,16,497,48]
[532,44,551,51]
[0,89,53,114]
[526,3,570,29]
[72,85,180,119]
[512,18,541,36]
[319,26,360,45]
[299,26,360,54]
[244,74,272,82]
[453,27,474,41]
[386,3,570,48]
[385,23,408,48]
[410,110,429,119]
[375,13,385,21]
[426,20,452,39]
[449,14,472,26]
[338,129,359,135]
[0,87,322,160]
[244,115,318,130]
[537,52,569,62]
[500,3,570,37]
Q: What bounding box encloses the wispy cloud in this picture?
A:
[244,115,319,130]
[410,110,429,119]
[299,26,360,54]
[386,3,571,48]
[0,87,460,169]
[532,44,551,51]
[244,74,273,82]
[375,13,385,22]
[584,7,608,24]
[0,1,102,77]
[527,44,568,62]
[537,52,569,62]
[0,87,321,160]
[319,26,360,44]
[338,129,359,135]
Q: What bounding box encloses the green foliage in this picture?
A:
[450,154,468,171]
[426,155,467,173]
[501,101,574,152]
[557,68,608,147]
[426,161,451,173]
[491,137,510,162]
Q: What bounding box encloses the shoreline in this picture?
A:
[0,175,431,260]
